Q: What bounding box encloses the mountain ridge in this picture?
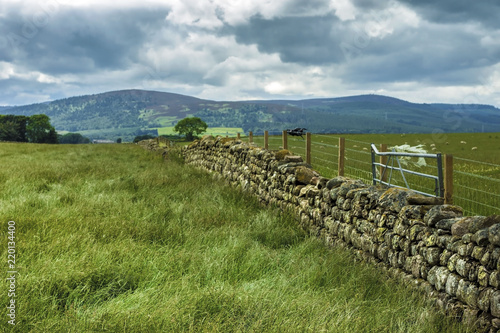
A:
[2,90,499,141]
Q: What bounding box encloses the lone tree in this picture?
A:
[174,117,207,141]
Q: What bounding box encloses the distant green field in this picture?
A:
[74,128,157,143]
[157,126,244,137]
[153,116,177,127]
[156,127,177,135]
[341,132,500,164]
[204,127,245,137]
[254,132,500,162]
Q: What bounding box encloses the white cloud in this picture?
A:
[480,31,500,50]
[213,0,282,25]
[0,62,61,84]
[37,73,61,84]
[164,0,341,28]
[0,62,15,79]
[14,92,52,103]
[475,63,500,107]
[366,82,485,105]
[328,0,357,21]
[53,0,168,8]
[165,0,223,29]
[265,81,286,94]
[361,3,420,39]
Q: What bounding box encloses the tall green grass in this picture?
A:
[0,143,471,332]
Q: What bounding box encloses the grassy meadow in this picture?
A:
[254,132,500,166]
[0,142,473,332]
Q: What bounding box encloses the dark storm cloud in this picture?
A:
[350,0,388,10]
[396,0,500,28]
[342,25,500,85]
[223,0,500,90]
[1,0,500,107]
[228,14,348,64]
[275,0,331,16]
[1,5,169,74]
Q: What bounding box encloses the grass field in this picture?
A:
[0,142,471,332]
[254,132,500,164]
[75,128,158,143]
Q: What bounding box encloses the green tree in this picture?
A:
[59,133,91,144]
[26,114,58,143]
[0,115,29,142]
[174,117,207,141]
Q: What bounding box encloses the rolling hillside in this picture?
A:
[2,89,499,141]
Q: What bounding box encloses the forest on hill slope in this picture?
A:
[2,89,499,141]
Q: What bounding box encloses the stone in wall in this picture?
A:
[489,217,500,246]
[378,188,415,213]
[295,166,319,185]
[326,176,350,189]
[424,205,463,228]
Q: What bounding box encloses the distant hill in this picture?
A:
[2,90,499,141]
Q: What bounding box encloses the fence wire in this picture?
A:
[453,157,500,216]
[251,134,499,217]
[311,138,340,178]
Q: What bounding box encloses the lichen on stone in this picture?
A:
[274,149,292,161]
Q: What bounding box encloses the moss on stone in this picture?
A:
[376,227,387,242]
[275,149,292,161]
[201,135,215,142]
[218,137,235,145]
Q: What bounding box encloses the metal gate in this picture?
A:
[370,144,444,197]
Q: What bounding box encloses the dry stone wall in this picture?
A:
[181,135,500,332]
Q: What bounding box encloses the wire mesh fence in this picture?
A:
[252,134,282,150]
[453,157,500,217]
[310,135,340,179]
[250,133,500,217]
[345,141,372,185]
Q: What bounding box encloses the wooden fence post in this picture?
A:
[249,131,253,143]
[445,154,453,204]
[306,132,311,165]
[380,144,388,183]
[237,133,240,139]
[264,131,269,150]
[338,137,345,176]
[282,130,288,150]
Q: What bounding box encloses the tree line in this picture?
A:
[0,114,98,144]
[0,114,58,143]
[1,114,210,144]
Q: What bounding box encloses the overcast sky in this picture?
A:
[1,0,500,107]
